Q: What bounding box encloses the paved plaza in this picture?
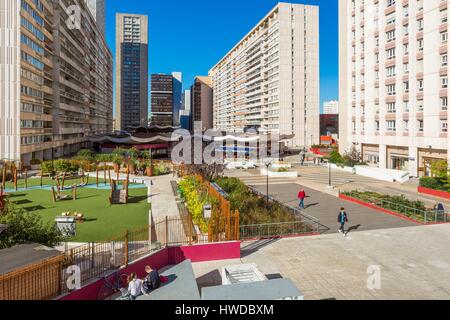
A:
[193,224,450,300]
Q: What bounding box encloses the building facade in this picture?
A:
[190,76,213,131]
[115,13,148,131]
[323,100,339,114]
[339,0,450,176]
[172,72,182,127]
[0,0,113,165]
[180,90,191,130]
[209,2,320,147]
[84,0,105,35]
[151,74,174,127]
[150,73,182,127]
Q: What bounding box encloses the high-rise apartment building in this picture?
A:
[323,100,339,115]
[339,0,450,177]
[209,2,320,147]
[190,76,213,131]
[0,0,113,165]
[84,0,105,35]
[115,13,148,131]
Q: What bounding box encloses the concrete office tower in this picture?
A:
[323,100,339,115]
[84,0,106,35]
[1,0,113,165]
[151,74,174,126]
[209,2,320,147]
[190,76,214,131]
[339,0,450,177]
[172,72,183,126]
[115,13,148,130]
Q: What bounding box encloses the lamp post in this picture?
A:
[326,159,332,189]
[264,159,273,205]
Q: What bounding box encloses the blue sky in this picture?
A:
[105,0,338,110]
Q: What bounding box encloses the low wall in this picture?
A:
[260,168,298,178]
[418,187,450,200]
[59,241,241,300]
[329,164,409,183]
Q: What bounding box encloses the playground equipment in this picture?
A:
[51,185,77,202]
[0,186,7,213]
[109,168,130,205]
[1,160,26,191]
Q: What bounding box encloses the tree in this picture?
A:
[343,145,363,167]
[0,204,66,249]
[185,163,225,182]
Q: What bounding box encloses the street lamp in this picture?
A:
[263,159,273,204]
[325,159,332,189]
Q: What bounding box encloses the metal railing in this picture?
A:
[246,186,329,234]
[240,220,314,240]
[343,191,449,224]
[61,225,154,295]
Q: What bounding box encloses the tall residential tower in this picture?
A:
[0,0,113,165]
[339,0,450,176]
[209,2,320,147]
[115,13,148,130]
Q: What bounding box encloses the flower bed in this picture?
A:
[341,191,448,224]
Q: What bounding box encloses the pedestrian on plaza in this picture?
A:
[300,149,306,166]
[338,208,349,235]
[298,189,306,209]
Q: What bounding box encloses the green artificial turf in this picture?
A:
[7,187,150,242]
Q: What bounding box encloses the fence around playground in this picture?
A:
[341,191,449,224]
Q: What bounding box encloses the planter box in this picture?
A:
[260,168,298,178]
[418,186,450,200]
[339,194,423,225]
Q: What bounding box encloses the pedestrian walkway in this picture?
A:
[238,179,417,234]
[149,175,186,244]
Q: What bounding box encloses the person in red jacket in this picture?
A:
[298,189,306,209]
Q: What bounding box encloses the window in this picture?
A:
[387,66,396,77]
[387,84,396,95]
[387,102,396,113]
[403,120,409,132]
[441,120,448,133]
[418,79,424,92]
[441,31,448,44]
[387,120,396,132]
[442,76,448,89]
[417,19,424,32]
[418,120,424,132]
[441,96,448,111]
[442,54,448,67]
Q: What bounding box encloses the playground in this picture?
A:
[4,184,149,243]
[1,158,151,243]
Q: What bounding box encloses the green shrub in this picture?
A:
[74,149,95,162]
[40,161,55,174]
[0,204,66,249]
[215,177,297,226]
[153,164,170,176]
[96,153,113,163]
[30,159,42,165]
[420,177,447,191]
[54,159,79,173]
[178,176,209,232]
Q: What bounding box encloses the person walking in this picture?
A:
[298,189,306,209]
[338,208,349,235]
